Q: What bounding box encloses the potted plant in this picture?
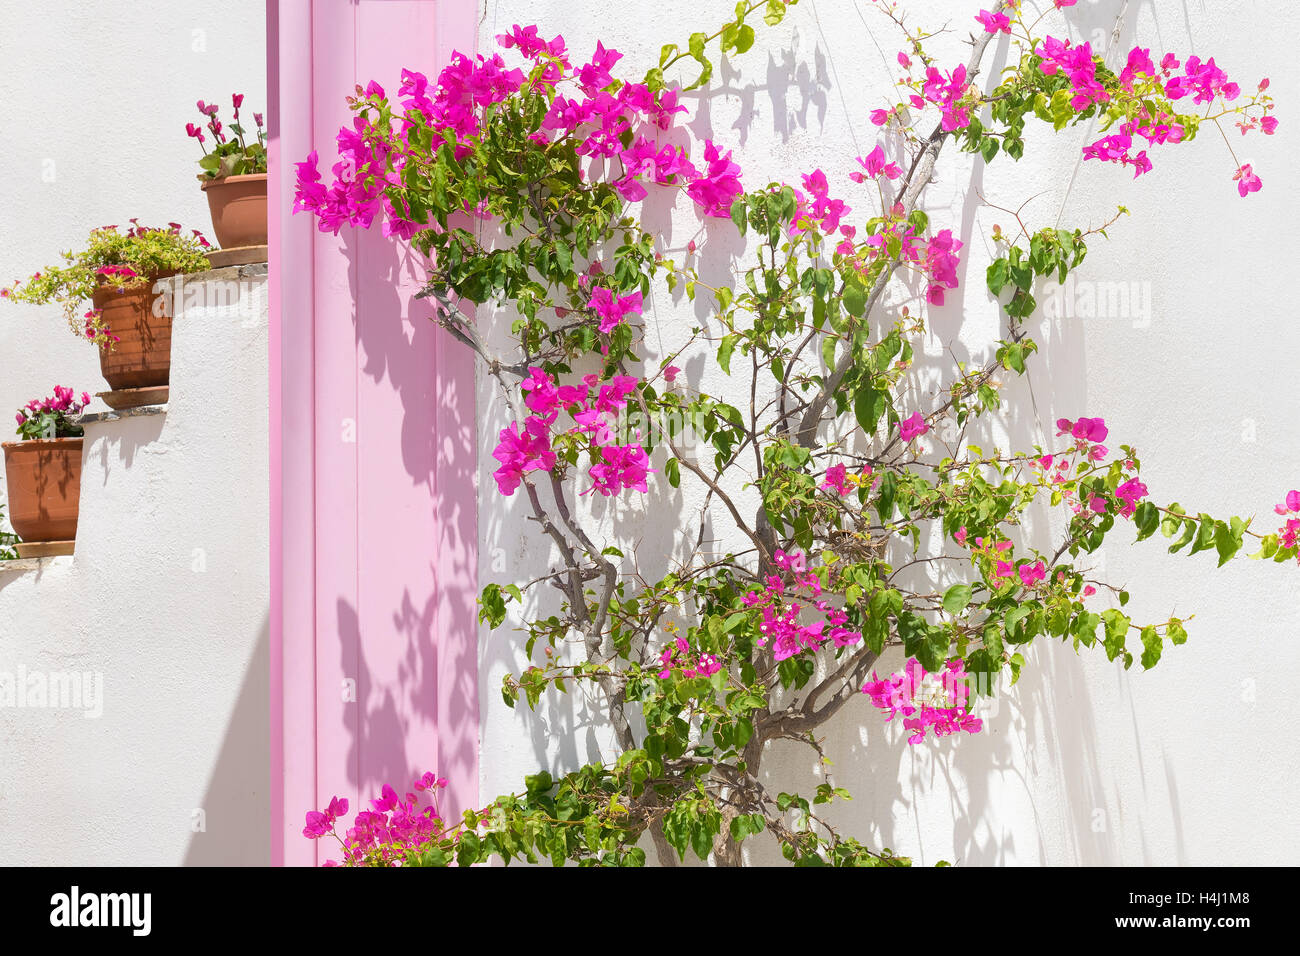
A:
[1,387,90,551]
[190,94,268,248]
[3,222,211,392]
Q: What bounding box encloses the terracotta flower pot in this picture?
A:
[2,438,83,543]
[93,279,174,391]
[201,173,268,248]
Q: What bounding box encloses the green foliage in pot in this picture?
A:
[2,222,211,345]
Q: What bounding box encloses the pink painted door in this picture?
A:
[267,0,479,866]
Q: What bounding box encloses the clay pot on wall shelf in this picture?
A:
[93,278,176,391]
[1,438,83,544]
[201,173,268,248]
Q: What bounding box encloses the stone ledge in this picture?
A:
[166,262,268,286]
[78,403,168,426]
[0,555,72,576]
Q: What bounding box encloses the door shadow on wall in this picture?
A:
[182,614,270,866]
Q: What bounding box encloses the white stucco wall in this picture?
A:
[0,267,270,865]
[0,0,267,453]
[0,0,268,866]
[476,0,1300,865]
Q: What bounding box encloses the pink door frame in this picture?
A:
[267,0,479,866]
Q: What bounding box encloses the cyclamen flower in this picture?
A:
[587,287,643,334]
[899,411,929,442]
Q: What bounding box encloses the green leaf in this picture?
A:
[876,471,897,522]
[942,584,973,616]
[1101,609,1130,662]
[1140,625,1162,669]
[986,258,1010,296]
[853,386,888,436]
[730,197,747,235]
[842,277,867,317]
[717,333,738,375]
[1133,501,1159,541]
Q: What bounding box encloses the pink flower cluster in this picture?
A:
[744,550,862,662]
[1274,490,1300,560]
[304,772,451,866]
[295,26,746,236]
[851,145,902,184]
[1049,416,1150,518]
[15,387,91,429]
[1040,40,1276,191]
[656,636,723,680]
[899,411,929,442]
[959,531,1049,589]
[15,386,91,436]
[975,9,1011,35]
[1055,416,1109,458]
[821,462,867,496]
[848,207,964,305]
[492,368,650,498]
[862,658,983,744]
[792,170,851,236]
[921,63,974,132]
[588,286,643,334]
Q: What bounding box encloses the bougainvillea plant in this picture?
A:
[297,0,1293,866]
[13,386,90,441]
[189,94,268,180]
[2,222,211,350]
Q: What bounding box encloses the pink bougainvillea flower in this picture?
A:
[1115,478,1149,517]
[975,9,1012,34]
[1056,416,1108,443]
[821,463,852,496]
[492,416,556,495]
[1018,561,1047,587]
[588,442,652,496]
[663,365,681,384]
[899,411,929,442]
[851,145,902,182]
[1234,163,1262,197]
[587,287,643,334]
[686,140,744,218]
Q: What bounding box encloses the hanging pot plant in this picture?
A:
[1,387,90,550]
[190,95,268,248]
[2,222,211,392]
